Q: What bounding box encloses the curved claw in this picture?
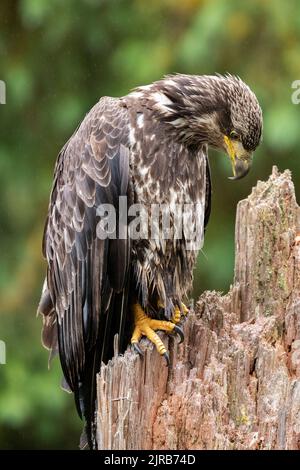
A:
[173,325,184,344]
[162,351,170,366]
[132,342,144,357]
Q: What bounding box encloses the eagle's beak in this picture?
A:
[223,136,252,180]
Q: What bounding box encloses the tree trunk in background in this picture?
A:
[96,166,300,450]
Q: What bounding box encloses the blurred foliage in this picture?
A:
[0,0,300,449]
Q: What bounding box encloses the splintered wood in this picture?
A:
[96,167,300,450]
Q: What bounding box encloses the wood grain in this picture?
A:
[96,167,300,450]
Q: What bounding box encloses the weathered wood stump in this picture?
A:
[96,167,300,450]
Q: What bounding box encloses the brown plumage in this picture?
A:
[38,74,262,448]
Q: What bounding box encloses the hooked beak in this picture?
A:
[223,136,253,180]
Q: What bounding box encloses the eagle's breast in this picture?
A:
[124,97,208,307]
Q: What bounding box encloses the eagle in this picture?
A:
[38,74,262,449]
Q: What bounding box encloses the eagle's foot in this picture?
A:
[131,303,183,365]
[172,302,189,324]
[157,300,189,324]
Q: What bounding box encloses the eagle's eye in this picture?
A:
[230,130,240,140]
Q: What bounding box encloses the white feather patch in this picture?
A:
[137,114,144,128]
[151,91,172,106]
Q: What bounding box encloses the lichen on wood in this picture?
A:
[96,166,300,450]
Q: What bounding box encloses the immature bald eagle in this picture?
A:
[38,74,262,448]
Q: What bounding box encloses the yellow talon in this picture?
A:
[172,307,181,324]
[172,303,188,323]
[181,302,189,316]
[157,301,189,324]
[131,303,184,361]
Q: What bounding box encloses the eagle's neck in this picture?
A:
[130,75,224,147]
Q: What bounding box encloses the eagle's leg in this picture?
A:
[131,303,184,365]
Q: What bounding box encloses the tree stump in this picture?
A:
[96,166,300,450]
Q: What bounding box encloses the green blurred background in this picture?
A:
[0,0,299,449]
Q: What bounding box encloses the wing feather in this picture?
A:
[39,98,131,443]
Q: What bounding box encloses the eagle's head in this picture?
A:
[149,74,263,180]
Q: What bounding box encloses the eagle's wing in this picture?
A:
[203,145,212,229]
[39,97,131,445]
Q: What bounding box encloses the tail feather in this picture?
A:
[38,277,130,450]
